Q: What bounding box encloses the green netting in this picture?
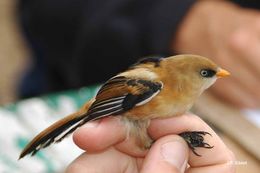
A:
[0,85,100,173]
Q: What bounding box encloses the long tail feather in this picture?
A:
[19,99,94,159]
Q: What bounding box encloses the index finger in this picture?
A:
[73,116,147,157]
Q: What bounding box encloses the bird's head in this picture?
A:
[160,54,230,94]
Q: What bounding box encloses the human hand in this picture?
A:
[172,0,260,108]
[66,114,235,173]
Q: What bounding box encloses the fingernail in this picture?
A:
[161,141,188,172]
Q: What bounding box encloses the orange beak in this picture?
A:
[216,68,230,78]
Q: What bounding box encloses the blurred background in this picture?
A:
[0,0,260,172]
[0,0,29,105]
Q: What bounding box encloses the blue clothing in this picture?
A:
[18,0,259,98]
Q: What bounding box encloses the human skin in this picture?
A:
[66,114,235,173]
[172,0,260,108]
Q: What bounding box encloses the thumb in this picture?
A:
[141,135,189,173]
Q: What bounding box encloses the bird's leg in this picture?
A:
[179,131,214,156]
[125,118,153,150]
[134,120,153,149]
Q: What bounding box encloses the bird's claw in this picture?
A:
[179,131,214,156]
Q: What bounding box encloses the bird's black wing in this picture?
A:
[86,76,163,121]
[54,76,163,142]
[19,75,163,159]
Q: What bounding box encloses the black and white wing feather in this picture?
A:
[86,76,163,121]
[19,75,163,159]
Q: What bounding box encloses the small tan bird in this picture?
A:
[19,54,230,159]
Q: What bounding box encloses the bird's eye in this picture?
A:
[200,69,216,78]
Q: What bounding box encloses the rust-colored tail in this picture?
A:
[19,99,94,159]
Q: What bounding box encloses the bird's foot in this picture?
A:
[179,131,214,156]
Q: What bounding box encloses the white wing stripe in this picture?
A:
[136,90,161,106]
[91,99,123,110]
[90,108,123,121]
[92,104,122,114]
[92,95,126,107]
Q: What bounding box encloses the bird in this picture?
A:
[19,54,230,159]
